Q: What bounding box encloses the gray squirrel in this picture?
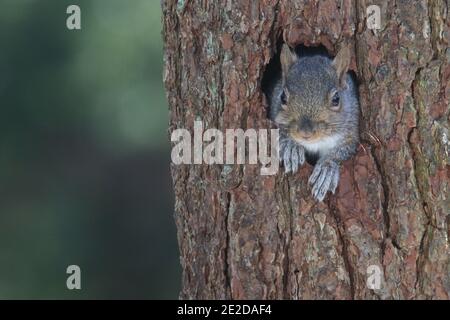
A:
[268,44,359,201]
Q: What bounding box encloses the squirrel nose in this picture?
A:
[298,117,314,135]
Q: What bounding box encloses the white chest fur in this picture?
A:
[296,134,341,156]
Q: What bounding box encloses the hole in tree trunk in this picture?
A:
[261,42,360,167]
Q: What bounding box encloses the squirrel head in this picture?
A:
[275,44,352,143]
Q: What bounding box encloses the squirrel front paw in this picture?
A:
[308,159,340,202]
[279,138,305,173]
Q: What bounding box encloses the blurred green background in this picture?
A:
[0,0,180,298]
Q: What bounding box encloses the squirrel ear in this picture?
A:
[332,45,351,88]
[280,44,297,81]
[275,111,290,126]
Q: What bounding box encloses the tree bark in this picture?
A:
[162,0,450,299]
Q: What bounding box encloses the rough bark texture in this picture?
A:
[162,0,450,299]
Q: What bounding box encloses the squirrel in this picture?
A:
[268,44,359,202]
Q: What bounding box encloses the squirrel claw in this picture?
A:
[280,138,305,174]
[309,160,340,202]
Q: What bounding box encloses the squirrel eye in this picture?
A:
[331,92,340,108]
[280,90,287,105]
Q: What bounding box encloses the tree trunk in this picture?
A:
[162,0,450,299]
